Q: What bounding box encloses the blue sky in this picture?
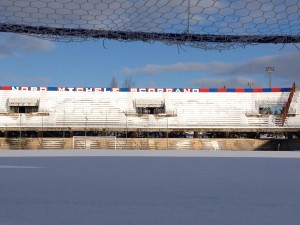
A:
[0,33,299,88]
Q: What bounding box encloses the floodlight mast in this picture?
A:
[266,67,274,88]
[248,81,254,88]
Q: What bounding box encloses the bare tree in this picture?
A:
[110,76,118,88]
[123,76,135,88]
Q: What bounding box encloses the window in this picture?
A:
[134,99,165,115]
[258,105,284,115]
[7,98,39,113]
[9,106,38,113]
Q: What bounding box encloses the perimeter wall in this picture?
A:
[1,138,299,151]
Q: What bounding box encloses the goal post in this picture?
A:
[73,136,116,150]
[1,1,300,50]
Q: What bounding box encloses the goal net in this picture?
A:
[0,0,299,50]
[73,136,116,150]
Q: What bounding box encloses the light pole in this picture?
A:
[167,116,169,150]
[248,81,254,88]
[19,114,22,147]
[84,112,88,149]
[105,110,107,138]
[41,114,44,148]
[63,109,65,142]
[266,66,274,88]
[125,114,128,139]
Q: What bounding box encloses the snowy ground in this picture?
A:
[0,150,300,225]
[1,149,300,158]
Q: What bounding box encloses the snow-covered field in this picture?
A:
[1,149,300,158]
[0,150,299,225]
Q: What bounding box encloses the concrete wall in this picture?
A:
[0,137,299,151]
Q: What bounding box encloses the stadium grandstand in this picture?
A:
[0,83,299,150]
[1,1,300,150]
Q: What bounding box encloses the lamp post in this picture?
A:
[266,66,274,88]
[63,109,65,141]
[125,113,128,139]
[41,114,43,147]
[19,113,21,141]
[85,112,88,149]
[248,81,254,88]
[105,110,107,138]
[167,116,169,150]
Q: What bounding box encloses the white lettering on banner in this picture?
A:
[58,87,66,91]
[21,87,29,91]
[130,88,138,92]
[30,87,38,91]
[112,88,120,92]
[2,86,268,93]
[85,88,93,92]
[39,87,47,91]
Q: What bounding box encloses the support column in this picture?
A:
[193,131,199,138]
[225,132,230,138]
[37,131,44,149]
[255,132,260,139]
[132,132,138,138]
[37,131,43,138]
[163,132,168,138]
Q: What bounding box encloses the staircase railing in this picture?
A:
[281,82,296,126]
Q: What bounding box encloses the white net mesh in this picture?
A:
[0,0,300,50]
